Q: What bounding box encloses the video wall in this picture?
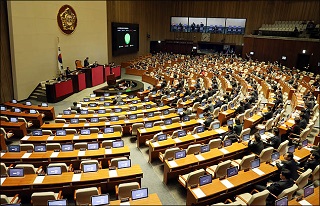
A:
[170,17,246,34]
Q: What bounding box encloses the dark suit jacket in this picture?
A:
[248,140,264,155]
[233,124,243,136]
[263,111,273,121]
[266,135,281,149]
[267,179,294,196]
[235,106,245,114]
[303,159,318,171]
[299,119,307,129]
[276,159,299,180]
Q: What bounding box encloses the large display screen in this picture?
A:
[112,22,139,56]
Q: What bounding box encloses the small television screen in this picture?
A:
[61,143,73,151]
[56,129,66,136]
[112,140,124,148]
[145,104,151,109]
[224,139,232,147]
[243,134,250,141]
[213,123,220,129]
[70,118,79,124]
[87,142,99,150]
[183,116,190,122]
[271,152,280,162]
[225,18,246,34]
[227,166,238,178]
[117,92,122,95]
[30,109,37,114]
[110,116,119,122]
[0,105,6,111]
[259,129,265,135]
[91,117,99,123]
[80,129,91,135]
[282,56,287,60]
[177,130,186,137]
[99,97,105,102]
[83,164,98,173]
[200,144,210,153]
[104,93,110,97]
[158,102,164,107]
[63,110,71,115]
[11,99,17,103]
[112,22,139,56]
[98,109,106,114]
[157,134,167,141]
[147,112,154,117]
[199,174,212,186]
[302,139,308,147]
[83,98,90,102]
[144,122,153,128]
[41,102,48,107]
[131,188,148,200]
[175,150,186,159]
[48,199,67,206]
[34,145,46,152]
[8,145,20,152]
[164,119,172,125]
[119,101,125,105]
[10,117,18,123]
[144,98,149,102]
[129,114,137,120]
[230,103,234,108]
[90,94,96,98]
[130,106,137,111]
[91,194,109,206]
[25,101,32,106]
[114,108,122,113]
[287,145,295,153]
[8,168,24,177]
[304,184,314,198]
[89,103,97,107]
[249,112,253,117]
[118,159,131,169]
[47,166,62,175]
[188,17,206,33]
[32,130,43,136]
[251,158,260,169]
[132,100,138,104]
[163,110,169,115]
[227,119,234,126]
[201,102,206,106]
[14,108,21,113]
[171,17,189,32]
[104,102,110,106]
[275,196,288,206]
[104,127,114,133]
[223,106,227,111]
[80,110,89,114]
[196,126,205,133]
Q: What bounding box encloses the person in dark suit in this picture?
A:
[300,151,319,172]
[299,114,308,129]
[213,97,223,109]
[233,118,243,136]
[273,103,284,117]
[281,117,301,143]
[223,125,239,143]
[276,152,299,180]
[70,102,80,113]
[243,98,251,110]
[235,101,245,115]
[262,106,273,121]
[265,127,281,149]
[84,57,89,67]
[246,133,264,155]
[203,112,213,129]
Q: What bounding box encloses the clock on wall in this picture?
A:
[201,33,210,42]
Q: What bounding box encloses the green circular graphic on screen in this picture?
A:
[124,33,131,44]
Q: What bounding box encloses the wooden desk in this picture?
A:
[110,193,162,205]
[0,121,27,137]
[178,99,194,108]
[243,114,263,129]
[0,134,6,150]
[186,163,278,206]
[20,132,122,144]
[4,102,55,120]
[0,110,43,127]
[218,109,236,125]
[278,118,296,136]
[288,186,319,206]
[79,102,164,111]
[163,143,247,184]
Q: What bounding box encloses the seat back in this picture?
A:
[295,169,312,189]
[0,194,10,204]
[66,129,77,135]
[237,114,245,124]
[47,163,68,173]
[163,147,180,160]
[131,123,144,136]
[192,126,204,134]
[186,169,205,187]
[153,121,164,126]
[278,184,298,200]
[192,102,200,112]
[239,154,256,171]
[213,108,220,118]
[74,142,88,150]
[265,118,274,131]
[20,144,34,151]
[31,191,56,206]
[215,160,232,178]
[118,182,140,199]
[101,140,113,148]
[110,157,128,167]
[277,140,289,156]
[244,109,251,119]
[209,139,222,149]
[247,189,269,206]
[186,144,201,155]
[312,165,319,182]
[0,163,8,176]
[46,143,61,151]
[42,130,53,135]
[0,116,9,122]
[259,147,274,163]
[89,128,99,133]
[239,128,251,139]
[15,164,36,174]
[111,125,122,134]
[80,160,99,172]
[55,119,66,123]
[75,187,99,205]
[172,117,180,123]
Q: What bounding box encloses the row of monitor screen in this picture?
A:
[9,100,48,107]
[7,140,124,152]
[82,98,149,105]
[31,128,115,136]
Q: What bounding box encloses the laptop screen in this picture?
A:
[196,126,205,133]
[8,145,20,152]
[87,142,99,150]
[63,110,71,115]
[163,110,169,115]
[8,168,24,177]
[129,114,137,120]
[130,106,137,111]
[90,117,99,123]
[302,139,308,147]
[81,110,89,114]
[132,100,138,104]
[0,105,6,111]
[70,118,79,124]
[34,145,46,152]
[157,134,167,141]
[48,199,67,206]
[177,108,183,113]
[131,188,148,201]
[199,174,212,186]
[61,144,73,151]
[287,145,295,153]
[104,102,110,106]
[83,98,90,102]
[164,119,172,125]
[32,130,43,136]
[303,184,314,198]
[114,108,122,113]
[243,134,250,141]
[14,108,21,113]
[80,129,91,135]
[183,116,190,122]
[213,123,220,129]
[144,122,153,128]
[201,144,210,153]
[177,130,186,137]
[110,116,119,121]
[259,129,265,135]
[89,103,97,107]
[175,150,186,159]
[98,109,106,114]
[112,140,124,148]
[47,166,62,175]
[251,158,260,169]
[41,102,48,107]
[147,112,154,117]
[56,129,66,136]
[30,109,37,114]
[271,152,280,162]
[227,119,234,126]
[224,139,232,147]
[227,166,238,178]
[91,194,109,206]
[118,159,131,169]
[275,196,288,206]
[10,117,18,123]
[104,127,114,133]
[83,164,98,173]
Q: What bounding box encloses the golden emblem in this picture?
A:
[57,5,77,35]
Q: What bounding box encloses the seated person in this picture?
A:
[70,102,80,113]
[273,103,284,117]
[203,112,213,129]
[244,133,264,155]
[281,117,301,144]
[223,125,239,143]
[262,106,273,121]
[299,114,308,130]
[275,152,299,181]
[265,127,281,149]
[233,118,243,136]
[300,151,319,172]
[235,101,245,115]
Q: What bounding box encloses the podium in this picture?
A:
[107,73,116,86]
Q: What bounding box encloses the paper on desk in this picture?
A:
[142,109,147,112]
[50,152,59,158]
[157,107,161,110]
[193,134,200,139]
[78,151,86,156]
[93,114,98,117]
[293,155,301,161]
[252,168,265,176]
[160,115,165,119]
[192,188,206,198]
[33,175,45,184]
[47,136,54,140]
[298,200,312,206]
[160,125,167,130]
[72,173,81,182]
[21,136,30,141]
[105,122,110,125]
[180,122,186,126]
[57,115,62,118]
[219,148,230,154]
[109,170,118,177]
[124,120,130,123]
[174,138,182,143]
[84,123,90,127]
[215,129,226,134]
[195,154,205,161]
[1,177,6,185]
[152,142,160,147]
[288,119,295,124]
[105,149,112,154]
[1,153,5,157]
[120,202,130,206]
[168,160,178,167]
[98,134,104,139]
[197,119,205,124]
[221,179,234,189]
[304,147,314,151]
[73,135,79,140]
[139,129,147,133]
[63,124,69,127]
[22,153,32,158]
[75,115,80,118]
[143,118,149,121]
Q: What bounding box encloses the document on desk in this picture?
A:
[221,179,234,189]
[63,124,69,128]
[120,202,130,206]
[195,154,205,161]
[293,155,301,161]
[142,109,147,113]
[73,135,80,140]
[105,149,112,154]
[193,134,200,139]
[288,119,295,124]
[57,115,62,118]
[0,152,5,157]
[84,123,90,127]
[78,151,86,156]
[98,134,104,139]
[174,138,182,143]
[192,188,206,198]
[47,136,55,140]
[93,114,98,117]
[160,125,167,130]
[152,142,160,147]
[109,170,118,177]
[0,177,6,185]
[50,152,59,158]
[124,120,130,123]
[143,118,149,121]
[33,176,45,184]
[22,153,32,159]
[139,129,147,133]
[72,173,82,182]
[180,122,186,126]
[197,119,205,124]
[215,129,226,134]
[219,148,230,154]
[168,160,178,168]
[252,168,265,176]
[160,115,165,119]
[21,136,30,141]
[105,122,110,126]
[75,115,80,118]
[157,107,161,110]
[298,200,312,206]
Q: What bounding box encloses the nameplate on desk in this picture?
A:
[192,187,206,198]
[63,124,69,127]
[47,136,54,141]
[168,160,178,167]
[143,118,149,121]
[157,107,161,110]
[75,115,80,118]
[21,136,30,141]
[57,115,62,118]
[197,119,205,124]
[93,114,98,117]
[50,152,59,158]
[219,148,229,154]
[105,122,110,126]
[1,153,5,157]
[72,173,82,182]
[195,154,205,161]
[215,129,226,134]
[193,134,200,139]
[174,138,182,143]
[105,149,112,154]
[127,111,132,114]
[22,153,32,158]
[120,202,130,206]
[33,175,45,184]
[78,151,86,156]
[99,107,104,109]
[109,170,118,177]
[1,177,6,185]
[142,109,147,112]
[221,179,234,188]
[98,134,104,139]
[298,200,312,206]
[124,120,130,123]
[152,142,160,147]
[160,126,167,130]
[293,155,301,161]
[180,122,186,126]
[84,123,90,127]
[252,168,265,176]
[160,115,165,119]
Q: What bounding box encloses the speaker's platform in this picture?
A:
[93,79,144,96]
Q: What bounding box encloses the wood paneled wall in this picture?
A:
[107,0,319,64]
[0,0,13,103]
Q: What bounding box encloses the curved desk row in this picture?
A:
[4,102,55,120]
[0,110,43,127]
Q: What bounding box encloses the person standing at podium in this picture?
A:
[84,57,89,67]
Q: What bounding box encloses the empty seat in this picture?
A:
[232,154,256,171]
[312,165,319,186]
[259,147,274,163]
[0,127,14,140]
[159,147,180,162]
[20,144,34,151]
[42,130,53,135]
[109,157,128,167]
[178,169,206,188]
[89,127,99,133]
[209,139,222,149]
[15,164,42,174]
[46,143,61,151]
[0,163,13,176]
[111,125,123,136]
[80,160,101,172]
[18,117,33,128]
[54,119,66,123]
[276,140,289,156]
[0,194,20,204]
[131,123,144,136]
[65,129,77,135]
[295,169,312,196]
[116,182,140,199]
[153,121,164,126]
[31,191,62,206]
[101,140,113,148]
[74,187,100,205]
[235,189,269,206]
[172,117,180,123]
[74,142,87,150]
[206,160,232,179]
[186,144,201,155]
[47,163,71,173]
